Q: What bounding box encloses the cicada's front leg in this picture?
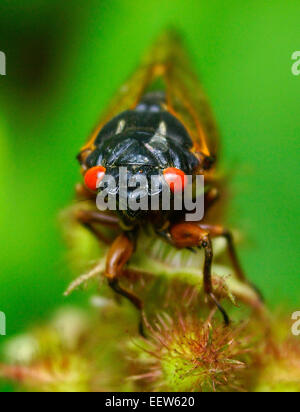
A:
[74,184,144,334]
[169,222,230,325]
[105,233,145,336]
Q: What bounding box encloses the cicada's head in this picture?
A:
[78,109,200,227]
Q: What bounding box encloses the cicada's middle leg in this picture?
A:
[196,223,264,303]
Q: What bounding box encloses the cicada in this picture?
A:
[74,32,262,331]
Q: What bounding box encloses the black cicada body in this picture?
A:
[74,32,263,331]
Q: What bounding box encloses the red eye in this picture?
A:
[84,166,106,192]
[163,167,187,193]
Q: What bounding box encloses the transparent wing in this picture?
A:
[80,31,219,167]
[160,32,219,159]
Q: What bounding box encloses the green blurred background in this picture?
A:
[0,0,299,391]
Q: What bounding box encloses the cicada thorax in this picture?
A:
[85,92,198,169]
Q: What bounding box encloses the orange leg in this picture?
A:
[105,233,145,335]
[74,183,145,334]
[197,223,263,301]
[170,222,230,325]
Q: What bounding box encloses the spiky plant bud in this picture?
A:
[130,314,254,392]
[1,304,299,392]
